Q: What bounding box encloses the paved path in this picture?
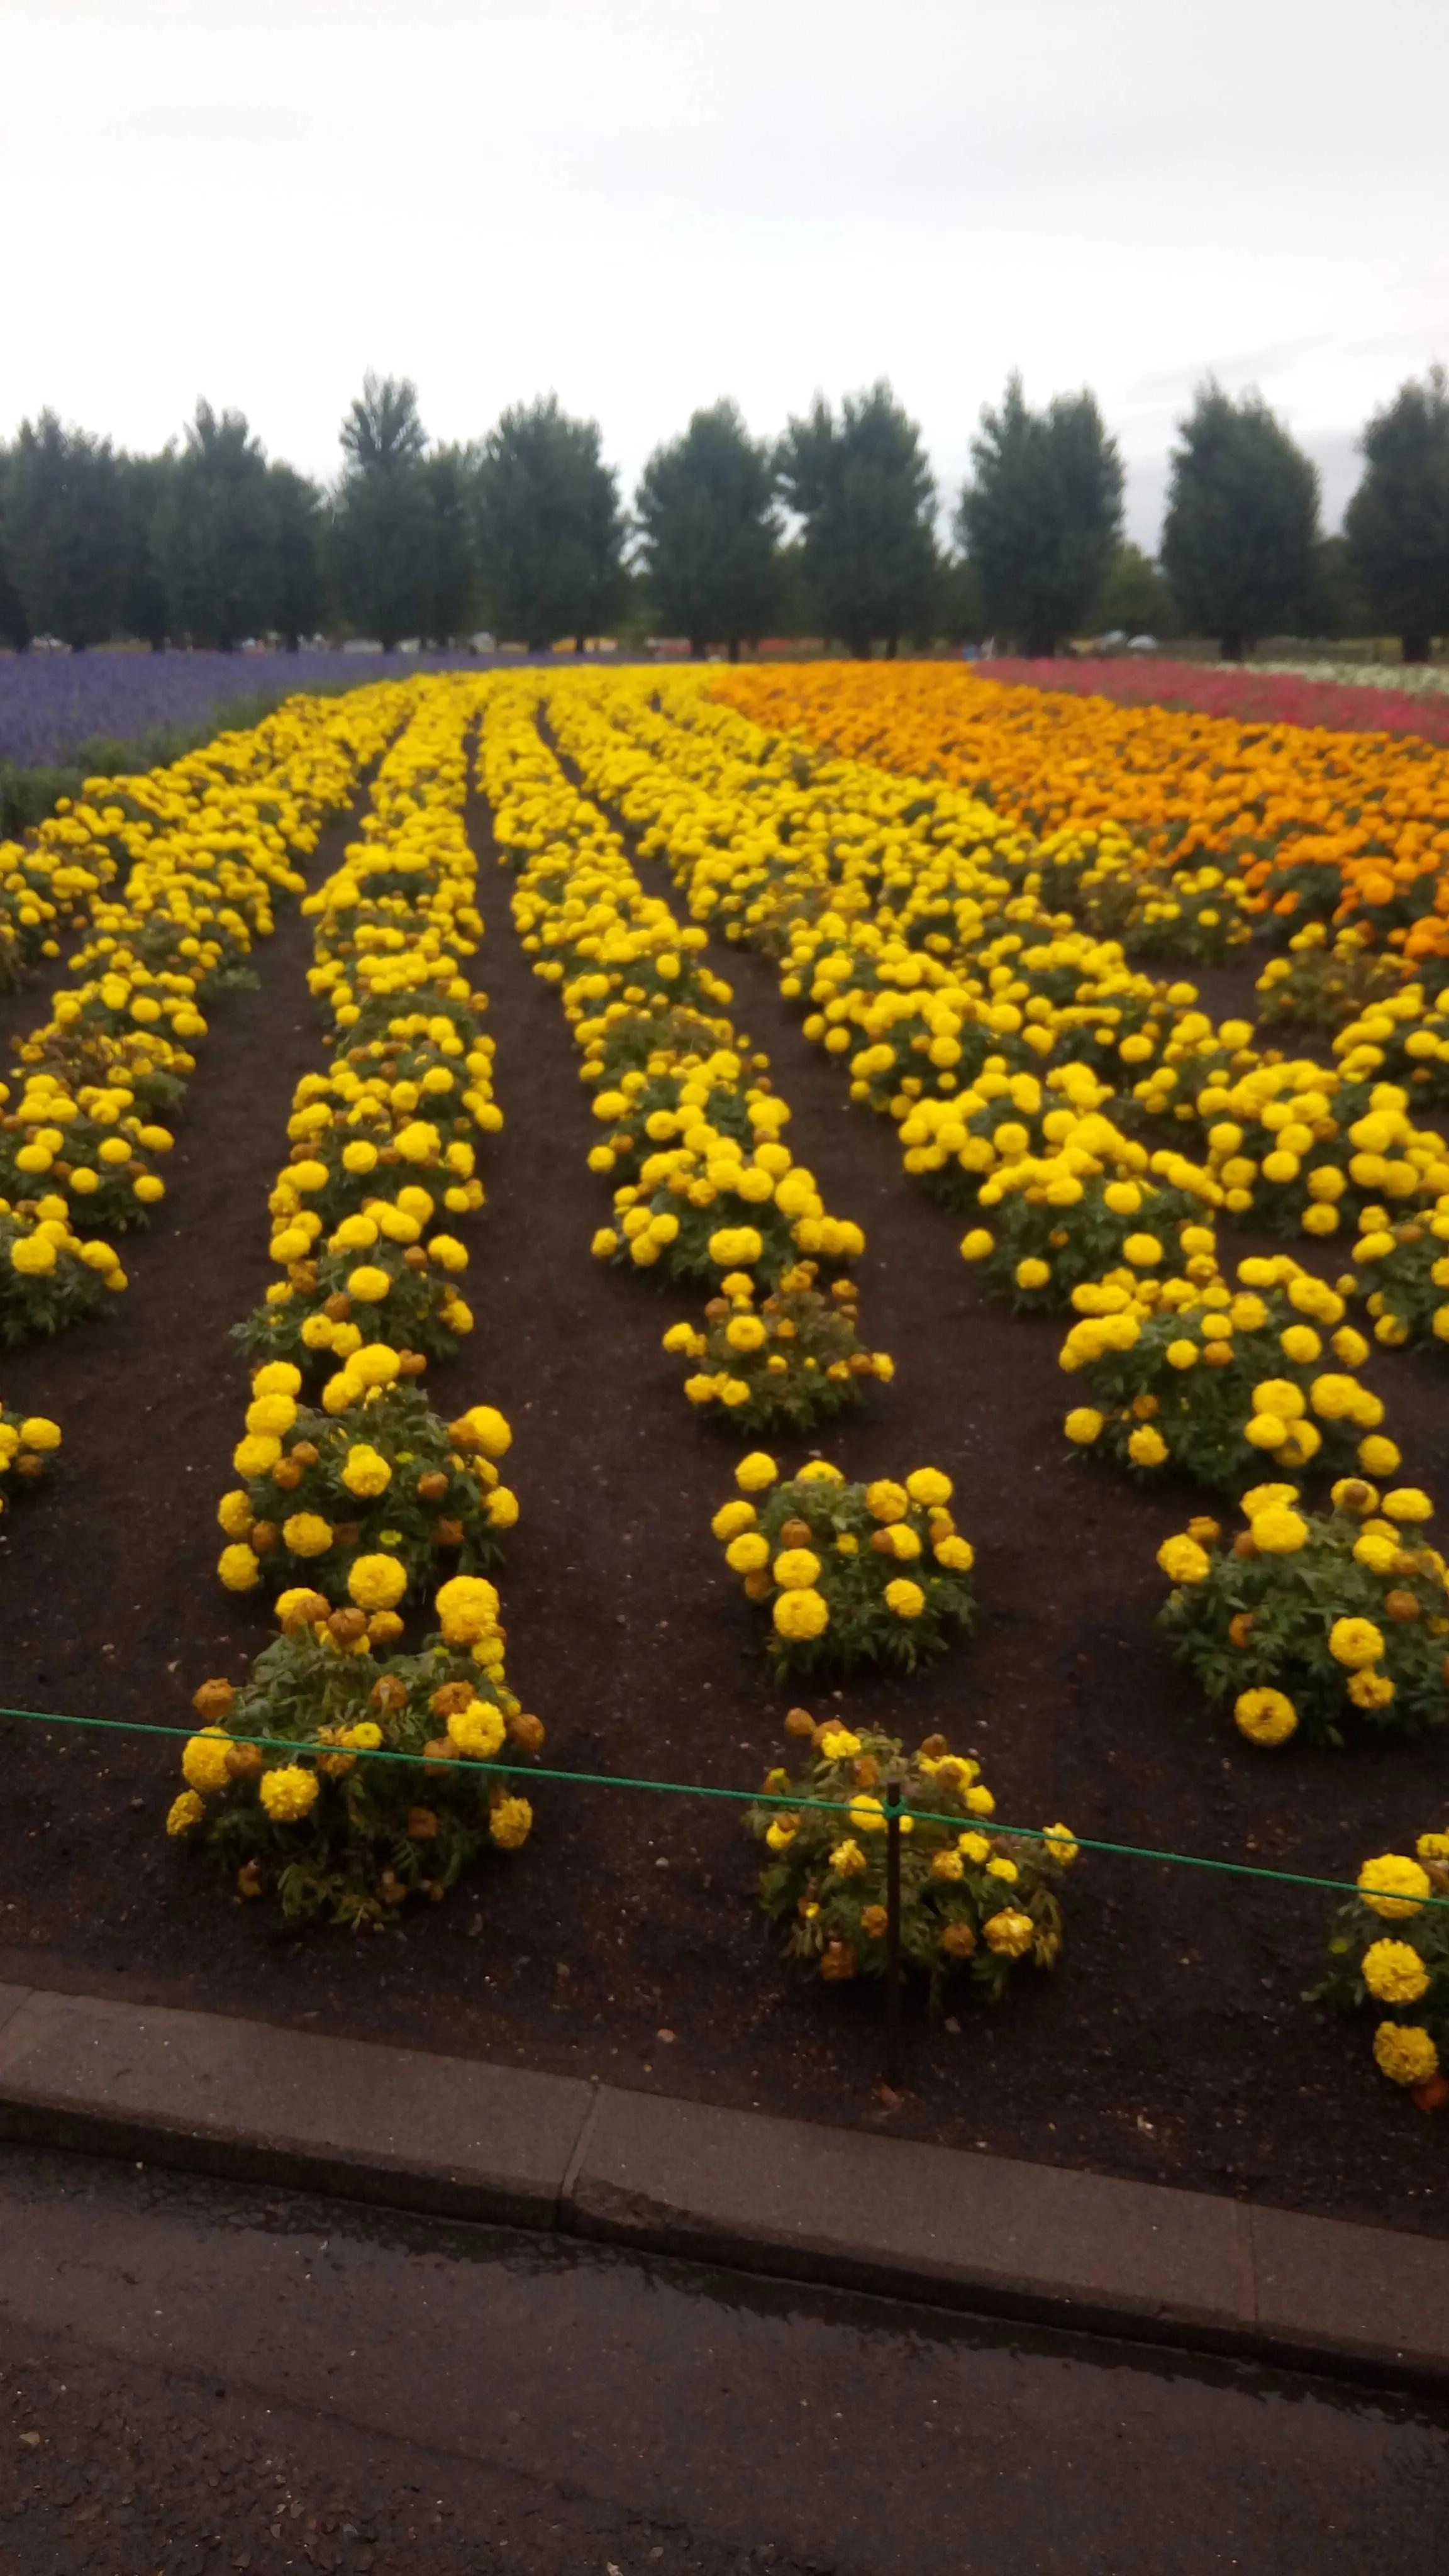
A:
[0,2144,1446,2574]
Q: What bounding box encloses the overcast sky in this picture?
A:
[7,0,1448,548]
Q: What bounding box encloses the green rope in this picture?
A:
[1,1697,1443,1914]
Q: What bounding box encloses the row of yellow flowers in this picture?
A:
[169,676,540,1929]
[1,684,406,1346]
[477,671,1077,2001]
[478,670,894,1436]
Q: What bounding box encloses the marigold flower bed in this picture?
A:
[3,667,1449,2239]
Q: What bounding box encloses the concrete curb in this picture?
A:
[0,1979,1445,2392]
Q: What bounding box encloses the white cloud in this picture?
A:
[6,0,1448,550]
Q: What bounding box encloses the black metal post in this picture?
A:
[884,1767,903,2091]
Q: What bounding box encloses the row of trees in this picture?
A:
[2,369,1447,663]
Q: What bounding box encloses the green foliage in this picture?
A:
[329,374,435,650]
[1345,367,1449,663]
[636,401,779,657]
[1091,541,1179,640]
[475,396,625,649]
[155,403,276,650]
[268,462,326,649]
[3,413,127,648]
[421,445,480,645]
[776,382,938,657]
[958,374,1123,655]
[1161,381,1321,659]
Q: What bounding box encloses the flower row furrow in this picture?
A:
[168,675,541,1931]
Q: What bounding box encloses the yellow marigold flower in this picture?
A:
[797,1460,844,1484]
[817,1724,861,1760]
[933,1533,975,1572]
[984,1907,1035,1958]
[450,1697,506,1760]
[726,1530,770,1574]
[489,1795,533,1850]
[774,1546,822,1589]
[773,1587,830,1641]
[906,1467,953,1507]
[166,1790,206,1837]
[884,1577,926,1619]
[1362,1939,1430,2005]
[258,1765,320,1824]
[1359,1435,1401,1477]
[182,1728,232,1794]
[18,1416,60,1452]
[1128,1424,1167,1467]
[348,1552,407,1612]
[725,1313,766,1353]
[1331,1477,1379,1517]
[1063,1407,1103,1445]
[829,1838,868,1875]
[1358,1853,1431,1918]
[486,1485,519,1530]
[346,1264,391,1304]
[1250,1505,1308,1555]
[1234,1687,1298,1746]
[233,1432,282,1478]
[865,1479,908,1522]
[1157,1535,1210,1585]
[958,1830,991,1863]
[282,1512,334,1558]
[1041,1824,1079,1865]
[960,1228,994,1261]
[932,1848,965,1881]
[850,1794,887,1834]
[711,1499,757,1542]
[1372,2022,1439,2087]
[965,1784,996,1816]
[735,1451,778,1493]
[436,1572,500,1644]
[341,1443,392,1499]
[1348,1668,1396,1710]
[765,1816,798,1852]
[218,1542,262,1593]
[1383,1487,1433,1523]
[1330,1616,1385,1670]
[352,1344,402,1389]
[217,1489,254,1539]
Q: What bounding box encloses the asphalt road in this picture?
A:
[0,2144,1445,2575]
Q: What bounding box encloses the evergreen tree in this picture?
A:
[330,374,433,650]
[474,395,625,650]
[0,445,30,650]
[776,382,937,657]
[156,402,275,650]
[635,400,779,658]
[118,451,172,650]
[421,445,479,645]
[267,463,325,650]
[958,375,1123,655]
[1345,367,1449,663]
[4,413,126,648]
[1161,383,1319,660]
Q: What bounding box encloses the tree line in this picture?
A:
[1,367,1447,665]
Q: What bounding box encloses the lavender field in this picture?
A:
[0,648,481,770]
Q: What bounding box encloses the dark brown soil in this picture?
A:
[2,778,1448,2241]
